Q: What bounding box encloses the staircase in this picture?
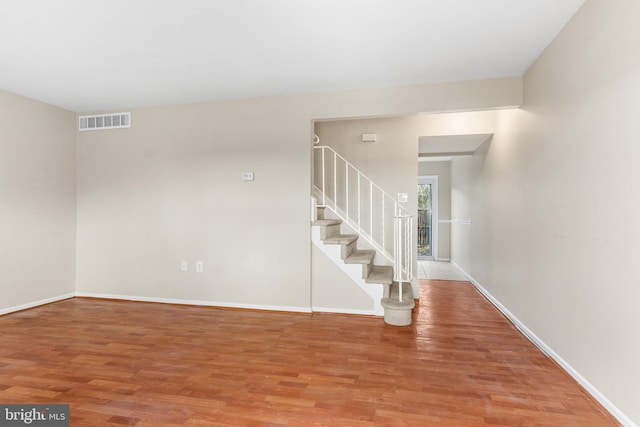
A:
[311,146,417,326]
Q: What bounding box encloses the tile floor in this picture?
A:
[417,260,468,281]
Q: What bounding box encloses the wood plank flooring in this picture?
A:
[0,280,619,426]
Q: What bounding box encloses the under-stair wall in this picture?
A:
[311,242,377,315]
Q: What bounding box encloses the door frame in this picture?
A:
[418,175,438,261]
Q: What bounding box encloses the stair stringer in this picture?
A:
[311,226,384,316]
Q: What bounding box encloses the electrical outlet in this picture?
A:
[196,261,203,273]
[180,261,188,272]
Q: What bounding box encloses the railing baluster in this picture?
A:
[357,173,361,232]
[393,212,411,303]
[398,216,403,303]
[409,217,413,282]
[394,214,398,280]
[403,217,406,280]
[345,163,349,223]
[408,217,411,279]
[321,147,326,206]
[382,194,385,252]
[333,151,337,212]
[369,181,373,240]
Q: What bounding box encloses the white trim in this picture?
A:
[440,219,472,225]
[75,292,312,313]
[0,293,75,316]
[449,261,636,427]
[312,306,375,316]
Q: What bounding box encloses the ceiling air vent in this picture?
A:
[79,112,131,131]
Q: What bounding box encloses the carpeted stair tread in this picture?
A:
[324,234,358,245]
[381,282,415,309]
[312,219,342,227]
[365,265,393,285]
[344,250,376,264]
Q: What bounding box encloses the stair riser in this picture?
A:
[383,283,391,299]
[341,240,357,260]
[362,263,372,280]
[316,207,325,220]
[320,224,340,240]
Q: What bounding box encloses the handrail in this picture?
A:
[316,146,411,218]
[313,145,413,284]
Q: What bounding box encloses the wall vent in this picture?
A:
[79,112,131,131]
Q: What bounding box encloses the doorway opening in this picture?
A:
[418,176,438,260]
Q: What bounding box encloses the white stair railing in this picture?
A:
[313,145,414,283]
[393,214,413,302]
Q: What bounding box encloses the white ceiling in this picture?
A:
[0,0,584,112]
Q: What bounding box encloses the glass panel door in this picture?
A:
[418,180,433,259]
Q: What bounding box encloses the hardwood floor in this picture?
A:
[0,281,619,426]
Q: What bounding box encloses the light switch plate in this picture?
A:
[242,172,254,181]
[398,193,408,203]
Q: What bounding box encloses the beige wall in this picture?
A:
[311,245,373,313]
[75,77,520,310]
[418,161,451,260]
[0,89,76,312]
[450,1,640,423]
[75,100,314,309]
[450,149,488,285]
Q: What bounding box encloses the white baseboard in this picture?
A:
[449,261,636,427]
[312,306,375,316]
[0,293,75,316]
[75,292,312,314]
